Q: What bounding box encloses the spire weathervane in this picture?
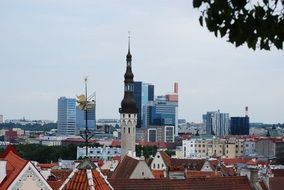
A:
[77,77,96,158]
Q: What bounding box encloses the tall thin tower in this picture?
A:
[119,35,138,160]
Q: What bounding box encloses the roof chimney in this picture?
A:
[245,106,248,117]
[0,160,7,183]
[174,82,178,94]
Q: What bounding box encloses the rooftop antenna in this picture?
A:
[77,77,96,158]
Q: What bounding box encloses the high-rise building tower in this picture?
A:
[204,110,230,136]
[134,81,154,128]
[76,106,96,130]
[119,37,138,159]
[230,107,250,135]
[57,97,76,135]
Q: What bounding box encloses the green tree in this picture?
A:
[193,0,284,50]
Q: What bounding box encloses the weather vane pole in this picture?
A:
[84,76,88,157]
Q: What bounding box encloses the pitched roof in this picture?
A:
[111,156,139,179]
[159,151,171,168]
[0,145,28,190]
[269,177,284,190]
[60,158,113,190]
[185,171,220,178]
[109,176,253,190]
[272,169,284,177]
[152,170,165,179]
[169,159,205,171]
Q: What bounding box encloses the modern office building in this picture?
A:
[146,125,175,143]
[57,97,76,135]
[145,95,178,136]
[230,117,250,135]
[134,81,154,128]
[204,110,230,136]
[76,106,96,130]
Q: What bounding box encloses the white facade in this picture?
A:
[120,113,137,159]
[244,141,256,156]
[150,152,167,171]
[182,136,214,158]
[77,146,121,160]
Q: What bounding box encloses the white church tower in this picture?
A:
[119,36,138,160]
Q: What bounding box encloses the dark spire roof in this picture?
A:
[126,34,132,63]
[119,35,138,114]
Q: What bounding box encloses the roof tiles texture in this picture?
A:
[111,156,139,179]
[109,176,253,190]
[62,169,111,190]
[0,145,28,190]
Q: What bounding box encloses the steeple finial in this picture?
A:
[126,31,132,63]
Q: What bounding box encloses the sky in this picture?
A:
[0,1,283,124]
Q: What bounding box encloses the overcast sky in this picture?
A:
[0,1,283,124]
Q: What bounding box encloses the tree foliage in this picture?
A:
[13,144,77,163]
[193,0,284,50]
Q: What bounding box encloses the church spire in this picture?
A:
[119,35,137,114]
[126,32,132,64]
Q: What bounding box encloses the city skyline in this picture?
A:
[0,1,283,124]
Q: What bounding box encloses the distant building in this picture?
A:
[230,117,250,135]
[76,106,96,130]
[146,125,175,143]
[145,95,178,136]
[4,129,17,143]
[0,115,3,123]
[204,110,230,136]
[57,97,76,135]
[77,146,121,160]
[134,81,154,128]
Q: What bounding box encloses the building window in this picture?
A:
[153,164,156,168]
[142,172,144,176]
[128,127,130,134]
[158,164,160,169]
[124,127,125,133]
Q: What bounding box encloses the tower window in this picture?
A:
[129,114,131,118]
[124,127,126,133]
[128,127,130,134]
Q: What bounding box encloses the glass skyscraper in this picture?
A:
[57,97,76,135]
[76,107,96,130]
[204,110,230,136]
[145,95,178,136]
[134,81,154,128]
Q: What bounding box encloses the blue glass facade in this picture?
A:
[134,82,154,128]
[57,97,76,135]
[148,97,177,126]
[76,107,96,130]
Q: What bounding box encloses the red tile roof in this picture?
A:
[272,169,284,177]
[186,171,220,178]
[152,170,165,179]
[169,159,205,171]
[269,177,284,190]
[111,140,121,147]
[37,163,58,169]
[61,159,112,190]
[159,151,171,168]
[0,145,28,190]
[109,176,253,190]
[111,156,139,179]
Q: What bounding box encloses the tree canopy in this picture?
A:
[193,0,284,50]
